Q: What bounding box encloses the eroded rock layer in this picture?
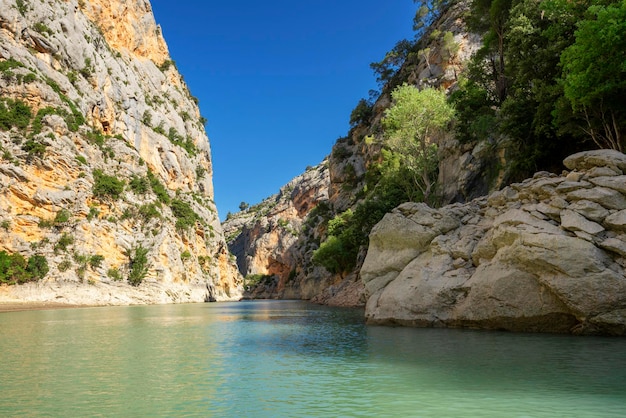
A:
[0,0,242,305]
[362,150,626,335]
[222,163,345,301]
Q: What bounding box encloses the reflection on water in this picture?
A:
[1,300,625,417]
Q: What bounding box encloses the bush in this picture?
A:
[142,110,152,127]
[158,60,175,72]
[26,255,49,280]
[31,106,57,135]
[58,259,72,272]
[107,268,123,281]
[0,58,24,73]
[245,274,275,287]
[53,209,71,224]
[0,251,48,284]
[170,199,199,230]
[0,98,32,131]
[54,233,74,253]
[126,246,149,286]
[180,250,191,261]
[85,129,105,147]
[33,22,53,36]
[23,72,36,84]
[147,169,170,204]
[129,175,150,195]
[167,127,197,155]
[92,169,125,200]
[21,139,47,160]
[88,254,104,269]
[15,0,27,15]
[138,203,160,222]
[87,206,100,221]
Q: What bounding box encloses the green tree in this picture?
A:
[413,0,453,34]
[560,0,626,151]
[349,98,374,127]
[370,39,414,86]
[0,251,48,284]
[382,84,454,203]
[126,246,149,286]
[467,0,515,103]
[26,255,49,281]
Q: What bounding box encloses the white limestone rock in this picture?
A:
[362,151,626,335]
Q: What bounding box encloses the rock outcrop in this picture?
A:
[362,150,626,335]
[0,0,242,305]
[222,163,354,302]
[222,2,480,306]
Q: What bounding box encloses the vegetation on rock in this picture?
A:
[382,84,454,203]
[0,251,49,284]
[92,169,125,200]
[126,246,150,286]
[170,199,200,230]
[230,0,626,307]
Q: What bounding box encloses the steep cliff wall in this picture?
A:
[0,0,242,304]
[222,1,481,306]
[362,150,626,335]
[222,163,341,301]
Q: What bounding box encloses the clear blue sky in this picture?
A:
[150,1,417,220]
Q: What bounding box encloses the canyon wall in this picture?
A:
[0,0,242,305]
[221,163,349,301]
[222,1,482,306]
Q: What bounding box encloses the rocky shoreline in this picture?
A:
[0,301,84,313]
[362,150,626,335]
[0,278,240,309]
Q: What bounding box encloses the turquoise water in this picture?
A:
[1,300,625,417]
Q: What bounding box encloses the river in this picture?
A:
[1,300,625,417]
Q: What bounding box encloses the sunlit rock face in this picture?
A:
[362,150,626,335]
[222,163,346,302]
[221,1,481,307]
[0,0,242,305]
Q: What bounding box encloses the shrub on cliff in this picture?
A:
[170,199,200,230]
[92,169,125,200]
[126,246,149,286]
[147,169,170,204]
[0,251,48,284]
[0,97,32,131]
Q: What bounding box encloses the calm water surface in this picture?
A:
[1,300,625,417]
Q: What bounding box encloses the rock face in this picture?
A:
[0,0,242,305]
[222,2,480,306]
[221,163,352,302]
[362,150,626,335]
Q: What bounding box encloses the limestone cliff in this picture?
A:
[362,150,626,335]
[222,1,481,306]
[222,162,348,301]
[0,0,242,305]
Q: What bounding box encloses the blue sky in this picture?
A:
[150,1,417,220]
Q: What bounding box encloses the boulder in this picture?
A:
[362,150,626,335]
[563,150,626,172]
